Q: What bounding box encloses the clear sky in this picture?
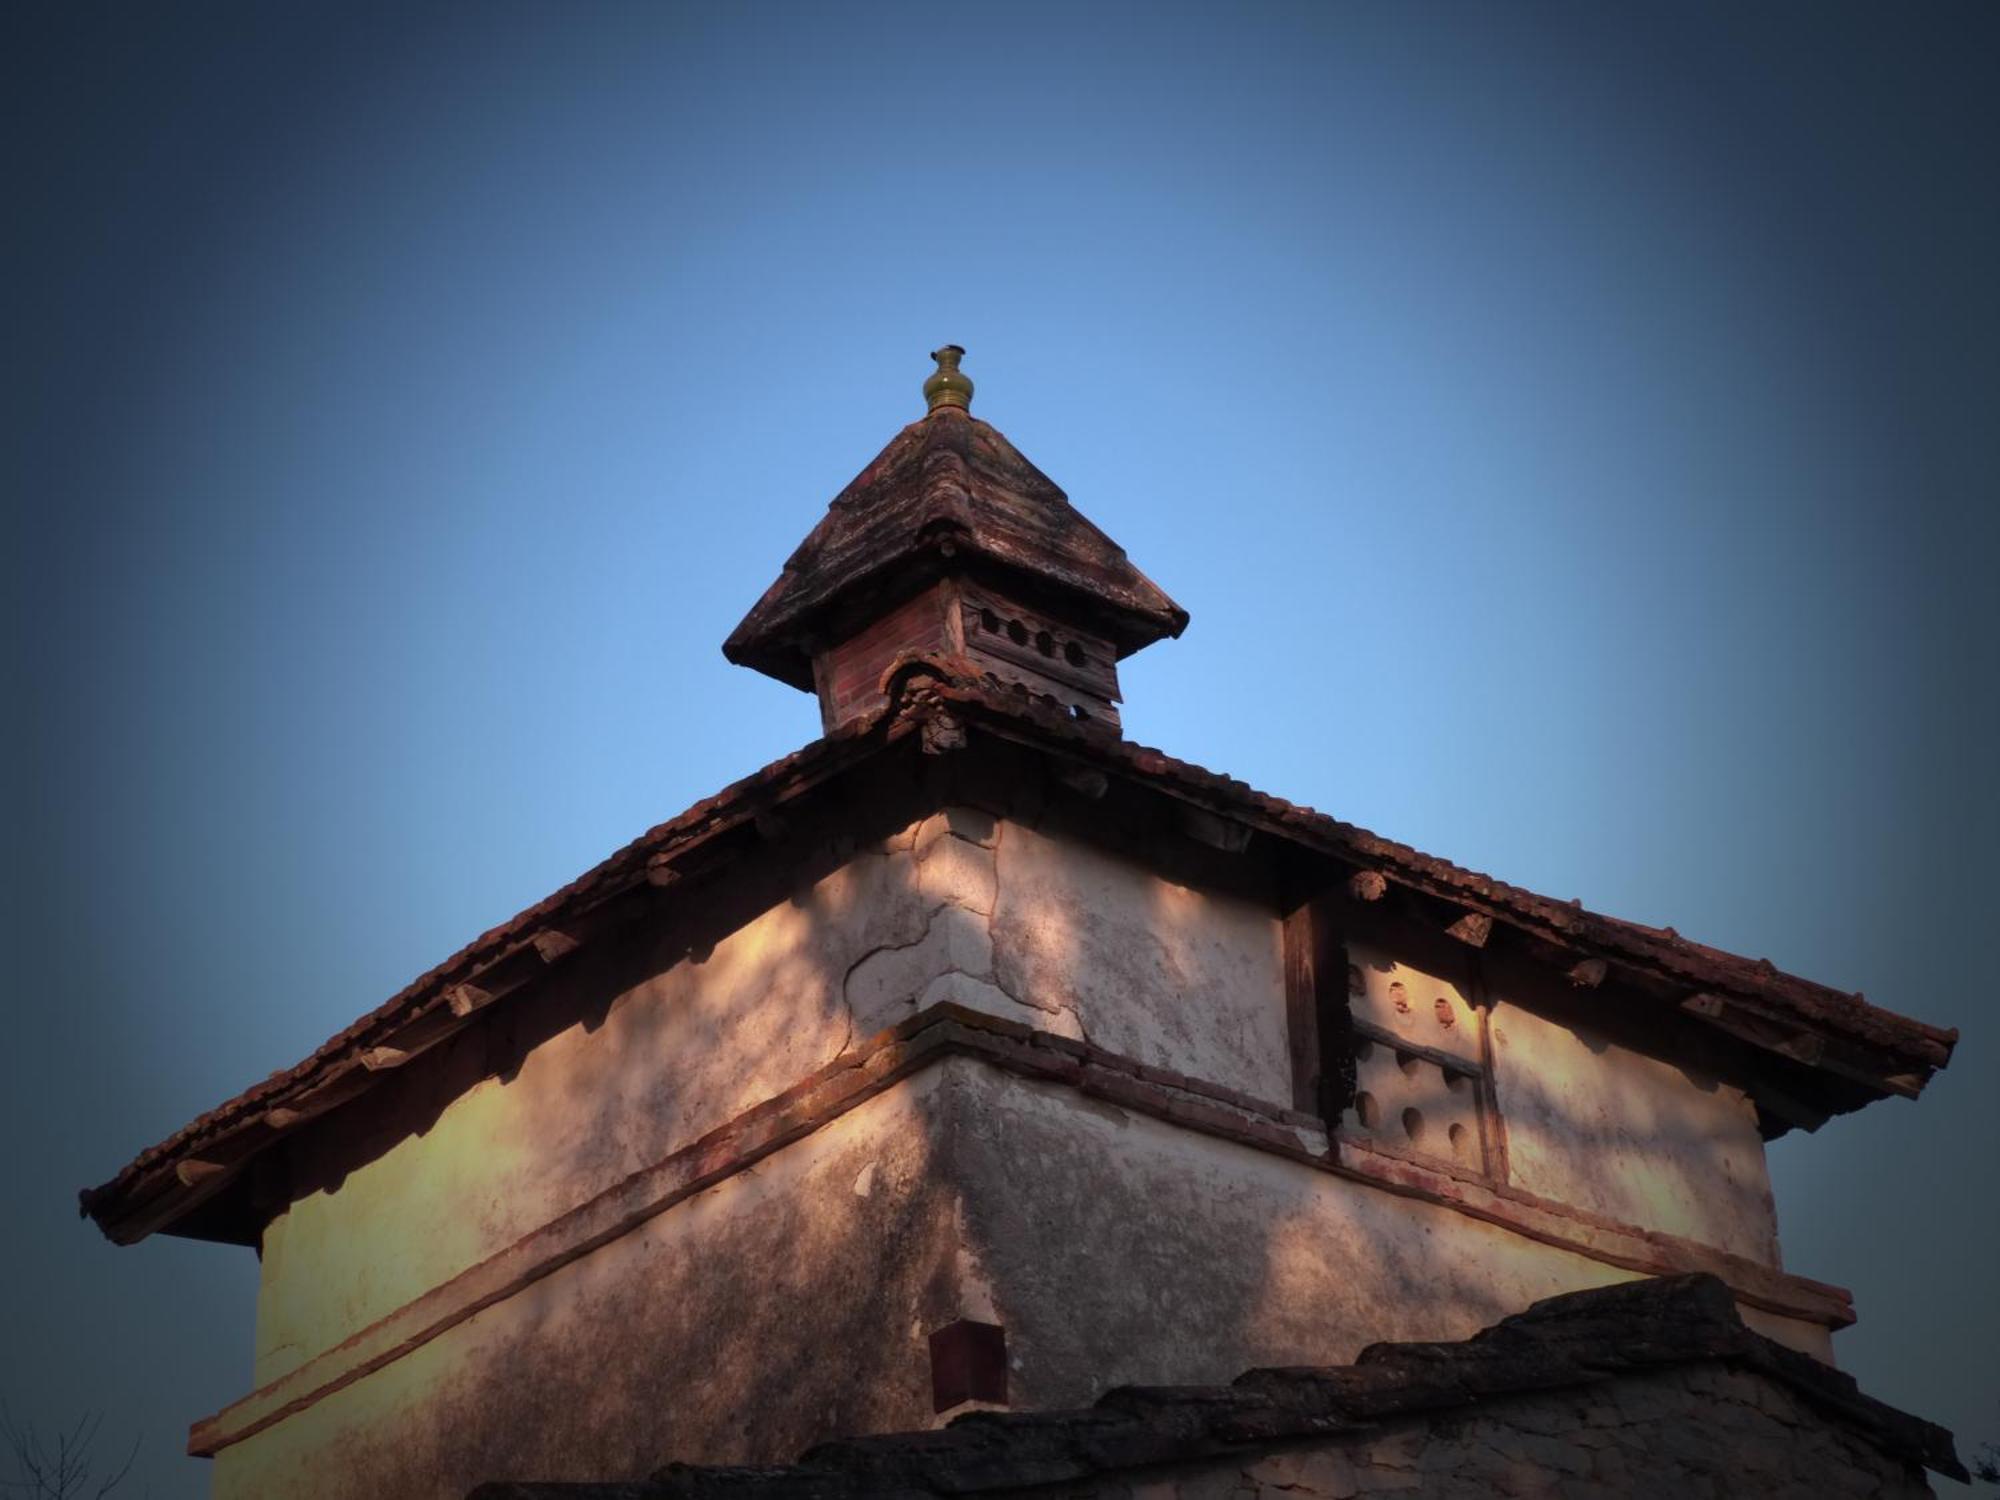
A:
[6,2,1996,1494]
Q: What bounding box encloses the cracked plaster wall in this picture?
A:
[850,811,1291,1108]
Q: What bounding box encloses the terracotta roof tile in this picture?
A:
[724,408,1186,690]
[79,661,1955,1244]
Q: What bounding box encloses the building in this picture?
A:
[82,349,1962,1497]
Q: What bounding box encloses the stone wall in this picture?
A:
[1185,1365,1930,1498]
[468,1274,1958,1499]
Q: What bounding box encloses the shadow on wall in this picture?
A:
[238,770,1801,1494]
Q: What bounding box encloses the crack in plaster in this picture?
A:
[843,812,1086,1041]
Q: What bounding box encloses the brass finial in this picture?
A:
[923,345,973,413]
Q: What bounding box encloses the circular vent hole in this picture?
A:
[1449,1122,1470,1156]
[1035,630,1055,656]
[1396,1050,1421,1078]
[1355,1091,1380,1130]
[1353,1037,1375,1063]
[979,609,1000,633]
[1434,996,1456,1028]
[1389,981,1410,1014]
[1006,619,1029,645]
[1064,640,1086,667]
[1402,1107,1426,1144]
[1445,1071,1471,1095]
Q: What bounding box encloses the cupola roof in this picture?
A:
[724,348,1187,691]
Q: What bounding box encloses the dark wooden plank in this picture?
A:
[1282,904,1321,1116]
[1283,895,1354,1123]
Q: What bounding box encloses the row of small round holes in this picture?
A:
[978,608,1088,669]
[1353,1037,1474,1159]
[1350,968,1466,1033]
[1391,979,1459,1030]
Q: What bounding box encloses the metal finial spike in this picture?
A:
[923,345,973,413]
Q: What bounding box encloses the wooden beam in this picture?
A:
[1054,765,1109,800]
[175,1158,230,1188]
[1681,991,1908,1097]
[530,929,580,963]
[1446,911,1492,948]
[1180,806,1252,853]
[1350,1019,1483,1080]
[1347,869,1388,902]
[1567,957,1608,989]
[443,982,495,1019]
[1750,1082,1832,1138]
[1283,895,1352,1123]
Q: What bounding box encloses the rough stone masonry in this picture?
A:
[468,1275,1963,1499]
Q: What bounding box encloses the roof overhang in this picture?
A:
[80,657,1957,1247]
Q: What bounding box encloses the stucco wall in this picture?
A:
[234,809,1808,1496]
[222,1073,978,1500]
[223,1052,1838,1498]
[988,820,1289,1104]
[255,808,1291,1381]
[1489,999,1780,1265]
[1344,941,1782,1269]
[256,819,923,1381]
[937,1059,1636,1410]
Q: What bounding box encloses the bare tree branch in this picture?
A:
[0,1403,139,1499]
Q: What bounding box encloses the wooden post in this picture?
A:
[1282,893,1354,1124]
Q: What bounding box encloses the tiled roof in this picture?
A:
[724,407,1187,690]
[926,672,1956,1083]
[463,1274,1965,1496]
[79,660,1956,1245]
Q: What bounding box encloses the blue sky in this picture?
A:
[6,2,1996,1493]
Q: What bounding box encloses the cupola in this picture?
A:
[724,347,1188,733]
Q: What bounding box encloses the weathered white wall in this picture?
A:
[237,807,1805,1497]
[1344,942,1782,1269]
[940,1060,1637,1411]
[987,820,1289,1103]
[1489,1000,1780,1265]
[257,815,946,1381]
[225,1049,1830,1495]
[223,1074,979,1500]
[255,808,1292,1383]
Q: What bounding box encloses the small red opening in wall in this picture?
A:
[929,1319,1008,1412]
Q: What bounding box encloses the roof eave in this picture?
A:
[82,664,1955,1244]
